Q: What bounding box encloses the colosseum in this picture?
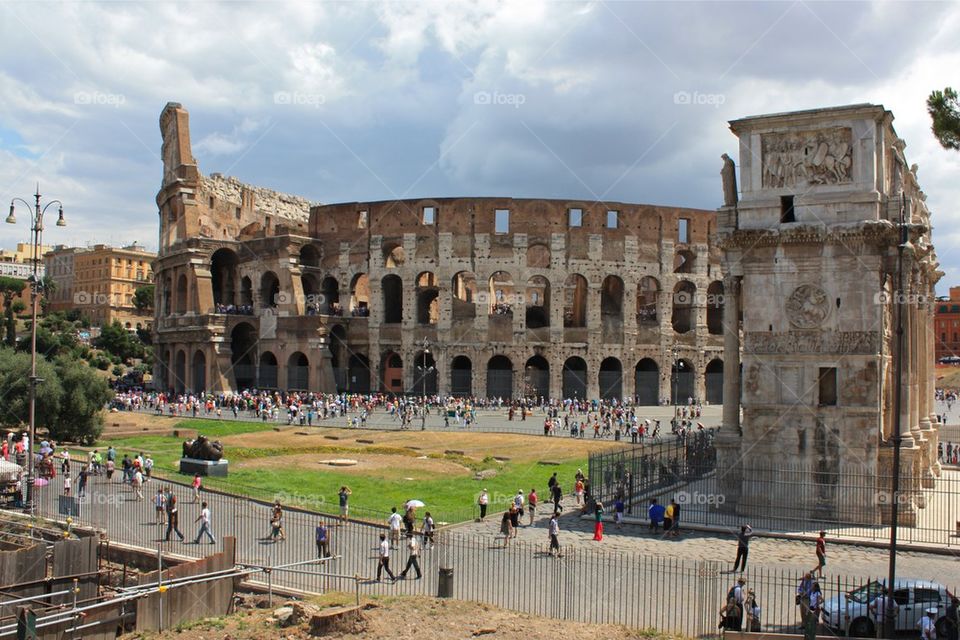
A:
[154,102,727,403]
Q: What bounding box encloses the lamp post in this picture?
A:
[7,185,66,516]
[671,345,681,429]
[416,337,434,398]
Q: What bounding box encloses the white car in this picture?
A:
[822,579,954,637]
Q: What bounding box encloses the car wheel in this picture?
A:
[849,618,874,638]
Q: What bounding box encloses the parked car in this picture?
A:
[822,579,953,637]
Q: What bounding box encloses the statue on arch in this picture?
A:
[721,153,738,207]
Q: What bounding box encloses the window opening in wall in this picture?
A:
[495,209,510,234]
[422,206,436,225]
[568,208,583,227]
[606,210,618,229]
[780,195,796,223]
[209,197,214,208]
[678,218,689,243]
[358,210,368,229]
[818,367,837,406]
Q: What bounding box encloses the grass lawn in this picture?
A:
[97,418,606,524]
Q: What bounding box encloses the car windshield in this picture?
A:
[848,581,884,604]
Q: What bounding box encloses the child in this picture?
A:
[614,497,625,528]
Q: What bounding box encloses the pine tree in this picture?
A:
[927,87,960,150]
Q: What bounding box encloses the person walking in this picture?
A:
[191,473,202,503]
[338,486,351,522]
[593,501,604,541]
[477,488,489,521]
[398,532,422,580]
[919,607,938,640]
[194,501,216,544]
[422,512,435,550]
[155,487,167,525]
[388,507,403,548]
[528,488,538,526]
[733,525,752,572]
[131,469,144,501]
[551,482,563,514]
[76,466,89,499]
[812,531,826,578]
[513,490,525,526]
[669,497,681,536]
[376,533,396,582]
[804,581,822,640]
[499,510,513,547]
[548,512,561,557]
[796,573,814,630]
[648,498,665,533]
[315,521,330,559]
[165,492,185,541]
[62,474,71,496]
[614,497,625,529]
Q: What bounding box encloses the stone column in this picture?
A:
[721,275,741,437]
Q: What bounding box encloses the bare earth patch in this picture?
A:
[238,452,472,480]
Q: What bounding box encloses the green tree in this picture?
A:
[93,321,145,362]
[927,87,960,150]
[51,355,110,443]
[4,308,14,348]
[0,347,64,433]
[133,284,155,311]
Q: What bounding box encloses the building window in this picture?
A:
[818,367,837,406]
[781,195,796,223]
[942,333,947,343]
[677,218,689,244]
[422,206,436,225]
[495,209,510,234]
[606,210,618,229]
[358,210,368,229]
[568,208,583,227]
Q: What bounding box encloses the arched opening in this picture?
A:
[259,351,278,389]
[705,359,724,404]
[381,351,404,394]
[674,249,696,274]
[288,352,309,390]
[192,350,206,393]
[488,271,514,316]
[707,281,724,335]
[350,273,370,316]
[562,357,588,400]
[175,274,187,314]
[637,276,660,326]
[524,355,550,399]
[416,272,439,325]
[525,276,550,329]
[348,353,371,393]
[563,274,588,327]
[210,248,238,309]
[599,357,623,401]
[381,274,403,323]
[451,271,477,321]
[384,243,405,268]
[239,276,253,308]
[527,243,551,268]
[260,272,280,309]
[301,273,320,314]
[230,322,258,390]
[634,358,659,406]
[672,281,696,333]
[671,358,695,405]
[486,355,513,399]
[450,356,473,397]
[330,325,348,391]
[413,351,437,396]
[321,276,340,315]
[299,244,321,268]
[600,275,624,319]
[162,277,172,316]
[174,350,186,393]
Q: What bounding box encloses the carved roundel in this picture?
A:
[785,284,830,329]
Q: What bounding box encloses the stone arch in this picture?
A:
[321,276,340,314]
[162,276,172,316]
[564,274,588,327]
[599,357,623,401]
[600,275,624,319]
[260,271,280,309]
[174,349,186,393]
[381,274,403,323]
[486,355,513,399]
[239,276,253,308]
[562,357,588,399]
[288,352,309,390]
[674,249,696,274]
[175,273,188,314]
[299,244,321,268]
[637,276,660,326]
[329,325,348,390]
[705,358,723,404]
[671,358,695,405]
[259,351,278,388]
[707,280,724,335]
[527,243,551,268]
[450,355,472,397]
[672,281,696,333]
[301,273,320,313]
[384,243,405,268]
[488,271,514,316]
[416,271,439,325]
[452,271,478,321]
[634,358,659,405]
[525,276,550,328]
[413,350,437,395]
[210,248,238,309]
[524,355,550,399]
[381,351,404,394]
[350,273,370,315]
[192,350,206,393]
[348,353,371,393]
[230,322,258,390]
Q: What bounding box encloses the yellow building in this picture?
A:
[45,243,156,328]
[0,242,52,279]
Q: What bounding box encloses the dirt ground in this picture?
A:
[123,595,675,640]
[239,452,473,480]
[936,364,960,390]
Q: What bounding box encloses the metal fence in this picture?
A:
[18,470,959,638]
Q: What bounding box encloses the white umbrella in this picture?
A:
[405,499,425,509]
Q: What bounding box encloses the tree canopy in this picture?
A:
[133,284,154,310]
[93,321,146,362]
[927,87,960,151]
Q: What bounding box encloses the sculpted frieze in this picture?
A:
[762,127,853,188]
[744,331,880,355]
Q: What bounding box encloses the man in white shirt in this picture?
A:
[478,489,489,521]
[376,533,396,581]
[869,588,899,635]
[388,507,402,548]
[398,532,422,579]
[194,502,216,544]
[919,608,937,640]
[548,513,561,557]
[514,490,525,523]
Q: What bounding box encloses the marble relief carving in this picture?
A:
[762,127,853,188]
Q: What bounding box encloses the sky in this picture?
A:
[0,1,958,291]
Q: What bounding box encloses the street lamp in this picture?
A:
[671,346,682,429]
[7,185,66,516]
[415,337,435,398]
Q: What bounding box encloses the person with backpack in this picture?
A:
[315,521,330,559]
[164,491,185,542]
[726,577,746,631]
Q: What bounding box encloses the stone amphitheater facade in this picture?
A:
[154,103,725,402]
